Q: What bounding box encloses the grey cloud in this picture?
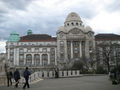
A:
[0,0,33,24]
[0,15,63,39]
[70,3,98,19]
[0,0,32,39]
[106,0,120,12]
[0,16,7,23]
[0,9,8,14]
[0,5,9,23]
[0,0,98,40]
[0,0,32,10]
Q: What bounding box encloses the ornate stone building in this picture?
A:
[57,12,95,66]
[6,12,95,69]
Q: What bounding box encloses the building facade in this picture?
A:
[6,32,57,68]
[6,12,95,69]
[95,34,120,71]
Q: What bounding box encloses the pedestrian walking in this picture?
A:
[6,68,13,87]
[23,67,31,89]
[14,69,20,88]
[55,68,59,78]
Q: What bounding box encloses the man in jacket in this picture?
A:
[14,69,20,88]
[6,68,13,87]
[23,67,31,89]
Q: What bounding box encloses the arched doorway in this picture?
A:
[26,54,32,66]
[34,54,40,66]
[42,54,48,66]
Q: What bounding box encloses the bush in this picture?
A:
[96,66,107,74]
[71,61,84,70]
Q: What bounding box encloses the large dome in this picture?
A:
[65,12,82,22]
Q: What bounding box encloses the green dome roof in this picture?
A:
[8,31,20,42]
[27,29,33,35]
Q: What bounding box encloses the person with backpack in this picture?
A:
[6,68,13,87]
[23,67,31,89]
[14,69,20,88]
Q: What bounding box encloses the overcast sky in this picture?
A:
[0,0,120,53]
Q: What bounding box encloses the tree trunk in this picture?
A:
[107,63,110,73]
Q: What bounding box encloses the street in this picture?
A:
[0,75,120,90]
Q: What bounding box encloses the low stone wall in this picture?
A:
[0,76,7,86]
[35,70,82,78]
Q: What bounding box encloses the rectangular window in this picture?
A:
[42,48,47,52]
[60,41,64,46]
[27,48,31,52]
[35,48,39,52]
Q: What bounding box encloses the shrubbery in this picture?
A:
[96,66,107,74]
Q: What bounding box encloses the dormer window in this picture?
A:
[67,23,69,26]
[76,22,78,25]
[80,23,82,26]
[71,22,74,26]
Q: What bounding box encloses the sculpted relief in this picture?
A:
[69,28,83,35]
[58,31,65,38]
[67,28,85,39]
[87,31,94,38]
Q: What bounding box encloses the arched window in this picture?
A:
[42,54,48,66]
[26,54,32,66]
[34,54,40,66]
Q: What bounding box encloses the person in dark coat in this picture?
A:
[55,68,59,78]
[23,67,31,89]
[14,69,20,88]
[6,69,13,87]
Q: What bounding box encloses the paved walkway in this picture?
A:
[0,75,120,90]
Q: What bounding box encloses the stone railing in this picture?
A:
[12,72,43,84]
[36,70,82,78]
[0,76,7,86]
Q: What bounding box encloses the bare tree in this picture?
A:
[96,41,118,73]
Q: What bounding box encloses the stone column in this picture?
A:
[64,40,68,61]
[71,41,73,59]
[85,40,90,59]
[40,54,42,66]
[24,54,26,65]
[57,40,60,61]
[48,53,50,65]
[79,41,82,58]
[32,54,34,65]
[16,48,19,66]
[55,48,57,65]
[7,48,10,60]
[14,48,16,65]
